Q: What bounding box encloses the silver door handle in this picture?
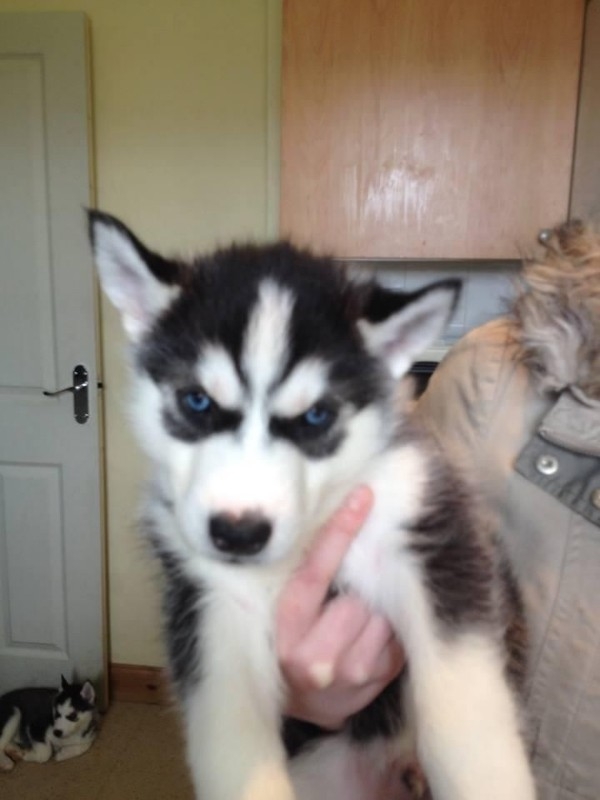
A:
[43,365,90,424]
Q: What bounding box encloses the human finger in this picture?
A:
[281,594,372,690]
[336,613,405,687]
[277,485,374,655]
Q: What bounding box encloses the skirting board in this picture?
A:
[109,663,172,705]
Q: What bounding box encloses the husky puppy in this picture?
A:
[0,676,97,770]
[88,211,535,800]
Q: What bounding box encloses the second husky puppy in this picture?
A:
[89,211,535,800]
[0,677,97,770]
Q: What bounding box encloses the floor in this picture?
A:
[1,702,195,800]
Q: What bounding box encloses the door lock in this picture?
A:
[43,365,90,424]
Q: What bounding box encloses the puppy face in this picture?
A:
[89,212,459,565]
[50,677,95,743]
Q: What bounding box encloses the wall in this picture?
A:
[0,0,280,666]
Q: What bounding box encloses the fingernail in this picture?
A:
[309,662,334,689]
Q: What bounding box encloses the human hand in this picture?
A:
[276,485,406,731]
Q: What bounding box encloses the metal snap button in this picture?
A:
[536,454,559,476]
[591,488,600,510]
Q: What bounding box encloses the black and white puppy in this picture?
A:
[0,676,97,770]
[89,211,535,800]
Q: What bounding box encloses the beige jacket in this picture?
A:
[418,223,600,800]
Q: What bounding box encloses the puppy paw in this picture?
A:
[0,752,16,772]
[5,744,25,762]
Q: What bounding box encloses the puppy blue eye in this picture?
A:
[183,391,212,413]
[303,405,333,427]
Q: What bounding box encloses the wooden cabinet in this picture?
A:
[280,0,585,259]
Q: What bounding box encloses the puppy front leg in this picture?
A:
[341,542,535,800]
[184,595,295,800]
[54,739,94,762]
[409,632,536,800]
[185,686,293,800]
[22,741,52,763]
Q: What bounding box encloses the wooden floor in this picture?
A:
[1,702,194,800]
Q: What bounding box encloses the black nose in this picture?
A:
[53,729,63,738]
[209,513,272,556]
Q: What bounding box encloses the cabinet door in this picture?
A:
[281,0,585,259]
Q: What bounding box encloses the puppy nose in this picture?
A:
[53,729,63,738]
[209,513,272,556]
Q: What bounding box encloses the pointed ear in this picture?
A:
[87,210,182,341]
[60,674,70,691]
[358,279,461,378]
[80,681,96,705]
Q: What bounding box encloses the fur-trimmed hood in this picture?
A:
[512,220,600,400]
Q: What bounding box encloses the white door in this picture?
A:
[0,13,106,700]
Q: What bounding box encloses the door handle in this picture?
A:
[43,365,90,424]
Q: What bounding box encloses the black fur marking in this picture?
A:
[164,567,203,696]
[138,243,318,385]
[269,404,346,459]
[328,357,389,411]
[282,674,405,758]
[164,394,243,443]
[499,556,529,690]
[363,279,461,324]
[407,461,496,628]
[55,682,94,714]
[279,269,388,412]
[281,718,334,758]
[87,210,185,286]
[345,673,404,742]
[269,423,345,459]
[0,688,56,746]
[138,259,257,386]
[136,242,390,417]
[144,524,204,697]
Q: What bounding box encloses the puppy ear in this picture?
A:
[80,681,96,705]
[87,210,182,341]
[358,280,461,378]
